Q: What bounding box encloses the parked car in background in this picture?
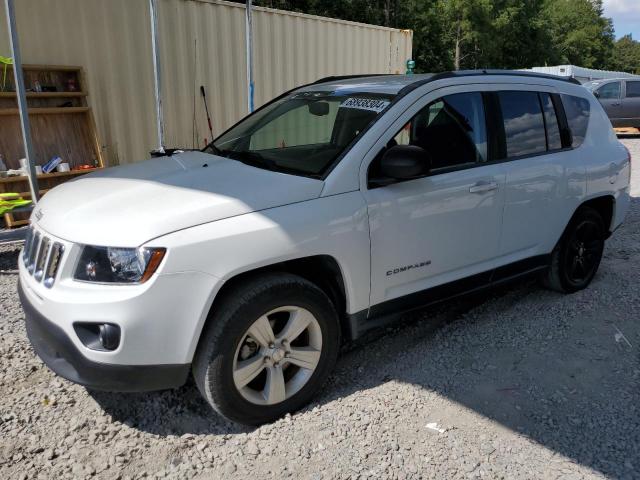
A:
[19,70,631,425]
[585,78,640,128]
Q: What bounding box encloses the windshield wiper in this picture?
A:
[230,151,278,171]
[150,147,199,158]
[204,143,224,156]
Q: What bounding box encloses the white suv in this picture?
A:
[19,71,631,425]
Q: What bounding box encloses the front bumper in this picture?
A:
[19,222,221,366]
[19,280,190,392]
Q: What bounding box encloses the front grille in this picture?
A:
[23,227,65,288]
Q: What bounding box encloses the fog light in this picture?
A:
[74,323,121,352]
[99,324,120,351]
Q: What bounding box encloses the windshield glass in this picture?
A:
[583,80,604,91]
[204,91,395,177]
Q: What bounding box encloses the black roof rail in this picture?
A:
[396,69,582,97]
[311,70,582,97]
[312,74,391,85]
[430,69,582,85]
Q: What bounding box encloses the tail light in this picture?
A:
[623,144,631,183]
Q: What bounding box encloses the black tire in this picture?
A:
[192,273,340,425]
[541,206,605,293]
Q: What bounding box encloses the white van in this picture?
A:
[19,71,631,425]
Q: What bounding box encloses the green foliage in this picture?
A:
[610,35,640,74]
[541,0,615,69]
[488,0,551,69]
[235,0,637,74]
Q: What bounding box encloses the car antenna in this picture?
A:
[200,85,214,145]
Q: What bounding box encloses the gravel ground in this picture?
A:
[1,139,639,480]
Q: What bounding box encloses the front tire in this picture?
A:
[192,273,339,425]
[542,206,605,293]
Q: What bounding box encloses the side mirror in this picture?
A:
[593,90,600,98]
[380,145,430,180]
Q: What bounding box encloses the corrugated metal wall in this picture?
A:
[0,0,412,166]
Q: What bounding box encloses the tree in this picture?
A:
[403,1,452,72]
[437,0,493,70]
[611,35,640,74]
[541,0,615,68]
[488,0,551,69]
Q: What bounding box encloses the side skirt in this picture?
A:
[346,254,550,340]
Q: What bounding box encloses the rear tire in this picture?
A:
[541,206,605,293]
[192,273,339,425]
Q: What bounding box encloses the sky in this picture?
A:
[603,0,640,39]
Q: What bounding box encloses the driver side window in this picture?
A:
[596,82,621,100]
[391,92,487,170]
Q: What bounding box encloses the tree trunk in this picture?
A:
[454,24,461,70]
[384,0,391,27]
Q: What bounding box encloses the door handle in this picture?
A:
[469,181,498,194]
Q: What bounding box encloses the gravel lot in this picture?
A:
[1,139,639,480]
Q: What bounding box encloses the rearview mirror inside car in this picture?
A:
[308,101,330,116]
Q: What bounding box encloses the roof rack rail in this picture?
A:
[396,69,582,97]
[429,69,582,85]
[312,74,390,85]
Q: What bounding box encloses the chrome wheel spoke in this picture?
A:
[278,309,313,343]
[233,306,323,406]
[264,365,286,404]
[234,355,266,388]
[286,346,321,370]
[248,315,276,348]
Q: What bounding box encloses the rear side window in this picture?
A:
[498,91,546,158]
[540,93,562,151]
[561,95,590,148]
[626,81,640,98]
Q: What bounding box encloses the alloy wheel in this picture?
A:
[565,219,603,284]
[232,306,323,405]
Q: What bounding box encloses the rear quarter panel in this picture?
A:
[566,89,631,231]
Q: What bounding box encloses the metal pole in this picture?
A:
[245,0,254,113]
[149,0,164,152]
[4,0,39,203]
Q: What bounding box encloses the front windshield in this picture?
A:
[583,80,604,91]
[204,91,395,177]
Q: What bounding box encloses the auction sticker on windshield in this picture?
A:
[340,97,390,113]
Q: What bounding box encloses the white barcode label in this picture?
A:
[340,97,390,113]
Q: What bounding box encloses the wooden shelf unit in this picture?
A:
[0,91,87,98]
[0,106,90,116]
[0,64,103,171]
[0,64,104,228]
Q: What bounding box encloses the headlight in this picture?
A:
[74,246,166,284]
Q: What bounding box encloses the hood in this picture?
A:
[34,151,324,246]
